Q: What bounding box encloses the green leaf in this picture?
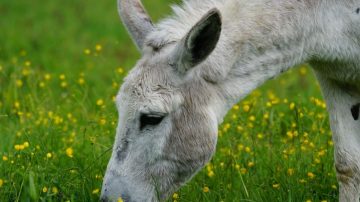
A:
[28,171,38,200]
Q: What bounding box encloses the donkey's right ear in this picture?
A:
[172,8,222,73]
[118,0,154,51]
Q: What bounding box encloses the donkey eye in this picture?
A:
[140,114,165,130]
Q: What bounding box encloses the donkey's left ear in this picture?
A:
[173,8,222,73]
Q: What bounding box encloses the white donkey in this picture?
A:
[101,0,360,201]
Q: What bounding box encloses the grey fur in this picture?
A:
[118,0,154,50]
[102,0,360,201]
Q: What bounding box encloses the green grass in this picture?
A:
[0,0,337,201]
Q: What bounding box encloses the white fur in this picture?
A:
[102,0,360,201]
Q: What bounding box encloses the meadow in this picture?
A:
[0,0,338,201]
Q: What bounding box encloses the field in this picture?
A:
[0,0,338,201]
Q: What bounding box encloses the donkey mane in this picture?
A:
[147,0,222,46]
[147,0,322,50]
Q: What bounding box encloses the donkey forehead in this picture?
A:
[118,62,183,113]
[124,61,176,93]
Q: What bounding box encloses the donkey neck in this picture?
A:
[205,0,360,123]
[195,0,319,123]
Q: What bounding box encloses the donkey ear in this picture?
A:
[118,0,154,51]
[174,9,222,73]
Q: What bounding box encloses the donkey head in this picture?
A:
[101,1,222,201]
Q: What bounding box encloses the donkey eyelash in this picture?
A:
[139,113,165,130]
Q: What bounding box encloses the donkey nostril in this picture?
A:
[121,193,131,202]
[100,196,108,202]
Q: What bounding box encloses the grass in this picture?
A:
[0,0,338,201]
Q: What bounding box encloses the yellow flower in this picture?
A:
[99,118,106,125]
[78,78,85,85]
[299,179,307,183]
[173,193,179,199]
[25,61,31,67]
[22,68,30,76]
[300,66,307,75]
[52,186,59,194]
[287,168,295,176]
[59,74,66,80]
[247,162,255,168]
[245,147,251,153]
[96,99,104,106]
[243,105,250,112]
[0,179,3,187]
[60,81,67,88]
[223,123,231,132]
[39,82,45,88]
[307,172,315,179]
[249,116,256,121]
[92,189,100,194]
[95,44,102,51]
[42,186,48,193]
[207,170,215,177]
[287,131,294,139]
[112,82,119,89]
[16,79,23,87]
[46,153,52,158]
[14,144,24,151]
[14,101,20,109]
[272,184,280,189]
[234,104,243,111]
[66,147,74,158]
[289,102,295,110]
[84,49,91,55]
[331,185,337,189]
[306,200,312,202]
[2,156,8,161]
[203,186,210,193]
[300,112,304,118]
[236,126,243,132]
[23,142,29,148]
[118,197,124,202]
[117,67,124,74]
[44,74,51,80]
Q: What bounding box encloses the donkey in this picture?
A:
[101,0,360,201]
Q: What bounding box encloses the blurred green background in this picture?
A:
[0,0,337,201]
